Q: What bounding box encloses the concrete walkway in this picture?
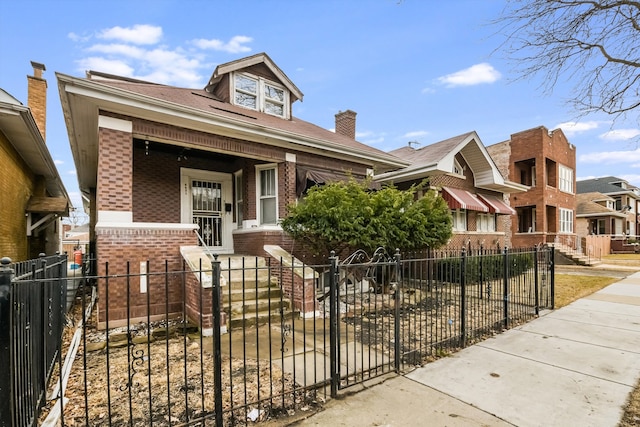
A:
[290,270,640,426]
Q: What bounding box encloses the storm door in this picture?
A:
[192,180,223,247]
[181,169,233,252]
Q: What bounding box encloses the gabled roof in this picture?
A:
[576,192,627,218]
[0,88,70,209]
[205,52,303,102]
[577,176,640,198]
[57,57,407,200]
[375,131,527,193]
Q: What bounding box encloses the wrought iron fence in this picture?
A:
[0,254,68,427]
[3,246,554,426]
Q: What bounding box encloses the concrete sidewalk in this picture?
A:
[291,271,640,426]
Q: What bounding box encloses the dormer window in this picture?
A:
[233,72,288,118]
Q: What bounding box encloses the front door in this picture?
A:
[181,169,233,252]
[192,179,223,247]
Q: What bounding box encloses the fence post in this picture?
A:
[534,246,539,316]
[329,251,339,398]
[503,247,509,330]
[211,254,223,427]
[460,248,467,347]
[0,257,13,427]
[393,249,401,372]
[550,247,555,310]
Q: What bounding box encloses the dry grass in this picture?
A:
[554,274,618,308]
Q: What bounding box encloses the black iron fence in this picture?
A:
[0,254,68,427]
[3,246,553,426]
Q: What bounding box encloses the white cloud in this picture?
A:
[67,169,77,175]
[191,36,253,53]
[54,159,64,165]
[74,26,255,87]
[579,148,640,164]
[356,130,374,139]
[599,128,640,141]
[68,32,90,43]
[554,121,600,136]
[87,43,146,58]
[76,57,135,76]
[437,63,501,87]
[403,130,429,139]
[98,24,162,45]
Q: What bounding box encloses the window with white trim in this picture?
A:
[477,213,496,232]
[452,209,467,231]
[453,158,464,175]
[234,171,244,228]
[257,165,278,225]
[559,208,573,233]
[234,72,288,118]
[559,165,574,194]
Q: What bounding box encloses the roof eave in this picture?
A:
[57,73,406,191]
[0,100,71,204]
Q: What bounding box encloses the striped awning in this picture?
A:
[477,194,516,215]
[441,187,489,212]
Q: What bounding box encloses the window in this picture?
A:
[559,165,574,193]
[452,209,467,231]
[477,213,496,232]
[597,219,606,234]
[257,165,277,225]
[453,158,464,175]
[235,171,244,228]
[234,73,288,118]
[559,208,574,233]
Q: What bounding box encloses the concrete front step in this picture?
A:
[180,246,296,330]
[229,298,291,317]
[223,286,283,303]
[228,309,296,329]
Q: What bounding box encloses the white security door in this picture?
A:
[192,180,223,247]
[181,169,233,252]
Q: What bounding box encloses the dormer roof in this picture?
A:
[205,52,303,103]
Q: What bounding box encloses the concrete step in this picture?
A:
[223,286,283,303]
[228,308,295,329]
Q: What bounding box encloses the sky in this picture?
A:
[2,0,639,219]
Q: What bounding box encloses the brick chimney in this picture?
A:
[27,61,47,141]
[335,110,357,139]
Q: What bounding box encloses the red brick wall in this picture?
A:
[132,140,241,223]
[95,227,197,326]
[507,127,577,247]
[97,127,132,212]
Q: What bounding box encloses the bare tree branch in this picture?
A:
[493,0,640,124]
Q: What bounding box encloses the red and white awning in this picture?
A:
[441,187,489,212]
[477,194,516,215]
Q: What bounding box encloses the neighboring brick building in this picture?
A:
[0,62,69,261]
[487,126,577,249]
[375,131,527,250]
[58,52,407,328]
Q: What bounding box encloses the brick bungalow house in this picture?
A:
[0,62,69,261]
[575,192,627,237]
[487,126,577,249]
[374,131,527,250]
[577,176,640,237]
[57,52,407,329]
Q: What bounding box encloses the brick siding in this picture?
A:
[95,227,197,327]
[0,133,35,260]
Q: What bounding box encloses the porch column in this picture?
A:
[97,115,133,224]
